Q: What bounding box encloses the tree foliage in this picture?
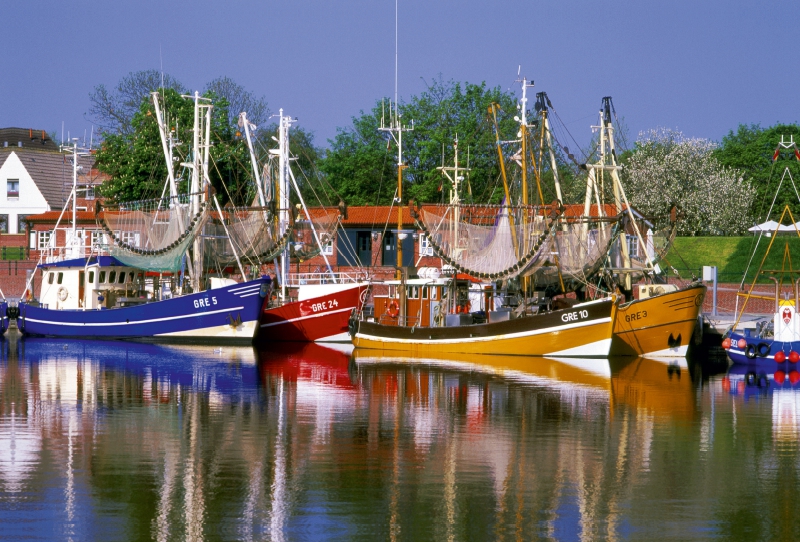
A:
[621,128,754,236]
[88,70,186,135]
[713,123,800,220]
[91,72,278,205]
[94,88,252,204]
[320,79,540,206]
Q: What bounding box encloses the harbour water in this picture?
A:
[0,336,797,541]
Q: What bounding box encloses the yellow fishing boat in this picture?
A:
[610,282,706,357]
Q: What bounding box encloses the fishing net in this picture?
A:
[523,218,617,287]
[202,205,339,267]
[97,193,209,272]
[414,204,559,279]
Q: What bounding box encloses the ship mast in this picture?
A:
[437,137,470,259]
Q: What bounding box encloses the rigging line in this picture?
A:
[370,145,391,231]
[549,106,589,163]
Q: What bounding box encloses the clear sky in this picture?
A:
[1,0,797,151]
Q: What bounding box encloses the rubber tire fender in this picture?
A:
[757,342,770,357]
[745,343,757,359]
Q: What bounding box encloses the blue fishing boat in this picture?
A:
[10,92,274,344]
[17,256,268,343]
[723,136,800,364]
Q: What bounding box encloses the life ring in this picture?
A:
[387,300,399,318]
[757,342,771,357]
[57,286,68,302]
[745,343,757,359]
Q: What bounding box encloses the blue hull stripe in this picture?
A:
[16,278,268,340]
[23,305,246,327]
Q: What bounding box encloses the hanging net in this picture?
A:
[203,202,286,266]
[97,193,209,272]
[522,217,618,289]
[202,205,340,267]
[413,203,561,280]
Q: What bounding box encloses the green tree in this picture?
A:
[320,79,540,206]
[94,88,252,204]
[89,70,186,136]
[713,123,800,221]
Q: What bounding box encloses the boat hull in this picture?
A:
[610,283,707,357]
[16,278,268,344]
[0,301,7,334]
[258,283,368,342]
[724,332,800,365]
[351,297,617,358]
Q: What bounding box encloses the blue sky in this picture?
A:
[1,1,797,150]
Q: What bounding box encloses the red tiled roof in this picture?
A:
[26,211,98,224]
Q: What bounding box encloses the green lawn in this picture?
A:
[663,235,800,283]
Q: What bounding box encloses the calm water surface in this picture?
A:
[0,335,794,541]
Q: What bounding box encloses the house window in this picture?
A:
[626,235,640,258]
[90,230,104,247]
[17,215,28,235]
[0,215,8,234]
[118,231,139,247]
[85,185,95,200]
[321,238,333,255]
[37,231,52,250]
[420,234,434,256]
[7,179,19,200]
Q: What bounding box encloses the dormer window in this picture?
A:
[7,180,19,200]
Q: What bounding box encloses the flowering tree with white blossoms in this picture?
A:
[621,128,754,236]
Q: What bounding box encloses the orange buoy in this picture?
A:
[722,338,731,349]
[737,338,747,349]
[790,351,800,363]
[775,370,786,385]
[775,350,787,363]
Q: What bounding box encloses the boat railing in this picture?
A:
[285,271,368,286]
[39,243,107,264]
[377,313,426,327]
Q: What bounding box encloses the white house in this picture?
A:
[0,127,101,240]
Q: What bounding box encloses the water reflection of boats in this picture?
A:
[352,351,697,421]
[351,349,612,393]
[257,342,355,389]
[15,337,259,398]
[721,360,800,398]
[609,356,696,421]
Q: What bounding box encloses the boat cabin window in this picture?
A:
[57,272,63,285]
[128,272,135,283]
[408,286,420,299]
[48,272,54,285]
[118,272,126,284]
[109,271,117,283]
[99,271,106,284]
[88,271,94,284]
[422,286,429,300]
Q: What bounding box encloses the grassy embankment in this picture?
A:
[663,235,800,284]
